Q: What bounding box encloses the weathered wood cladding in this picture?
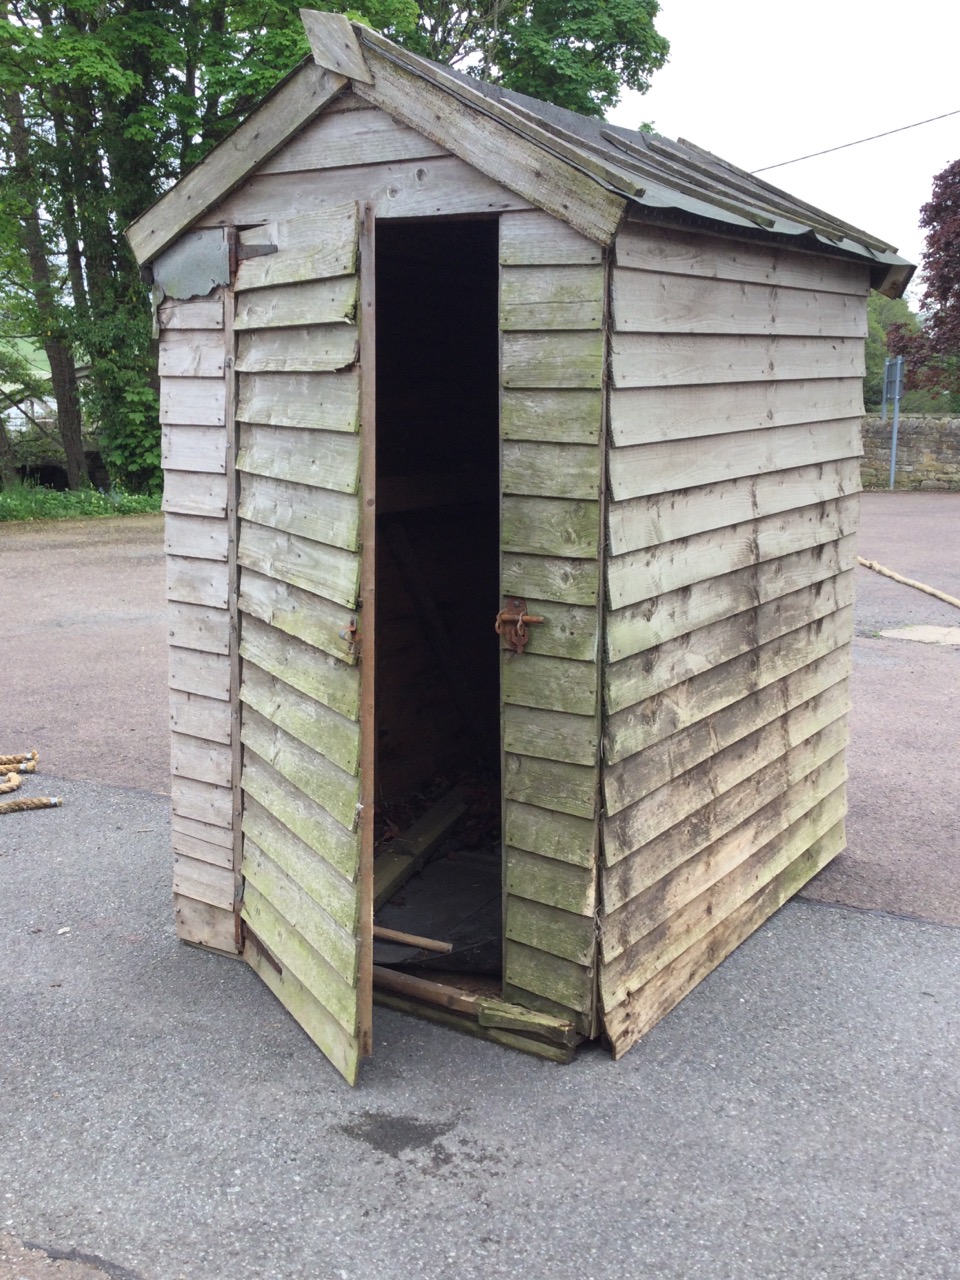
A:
[498,210,607,1036]
[148,70,885,1076]
[233,200,367,1085]
[159,290,238,951]
[598,221,868,1057]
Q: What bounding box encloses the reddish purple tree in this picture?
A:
[889,158,960,393]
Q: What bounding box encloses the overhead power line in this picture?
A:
[752,108,960,174]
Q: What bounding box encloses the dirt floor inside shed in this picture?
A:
[1,493,958,929]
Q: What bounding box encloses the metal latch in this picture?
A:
[495,597,544,655]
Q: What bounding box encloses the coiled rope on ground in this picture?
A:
[0,751,61,815]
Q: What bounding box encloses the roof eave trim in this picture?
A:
[125,62,347,266]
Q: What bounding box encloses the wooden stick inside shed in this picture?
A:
[372,925,453,954]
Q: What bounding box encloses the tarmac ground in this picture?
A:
[1,492,958,1280]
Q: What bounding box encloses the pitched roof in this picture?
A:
[127,12,912,296]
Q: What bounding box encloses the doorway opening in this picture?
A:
[371,218,503,997]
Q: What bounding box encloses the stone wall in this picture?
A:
[860,416,960,490]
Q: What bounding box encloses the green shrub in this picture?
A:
[0,480,161,521]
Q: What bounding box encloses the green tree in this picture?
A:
[0,0,668,491]
[889,158,960,407]
[864,291,959,414]
[406,0,669,116]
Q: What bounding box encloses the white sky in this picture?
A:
[606,0,960,295]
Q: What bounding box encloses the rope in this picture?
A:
[0,749,60,815]
[0,795,62,815]
[857,557,960,611]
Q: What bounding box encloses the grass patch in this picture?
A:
[0,480,161,522]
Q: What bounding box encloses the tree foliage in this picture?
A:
[888,158,960,400]
[0,0,668,490]
[406,0,669,116]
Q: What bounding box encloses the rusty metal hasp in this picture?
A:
[495,597,544,655]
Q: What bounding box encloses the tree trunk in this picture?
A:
[4,86,87,489]
[0,415,18,490]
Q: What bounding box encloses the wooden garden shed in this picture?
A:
[127,12,912,1083]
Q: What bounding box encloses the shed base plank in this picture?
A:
[501,981,594,1039]
[373,992,575,1064]
[602,821,846,1057]
[372,786,468,910]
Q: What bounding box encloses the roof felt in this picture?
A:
[358,28,912,291]
[128,13,913,295]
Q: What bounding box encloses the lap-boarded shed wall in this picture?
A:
[127,11,913,1082]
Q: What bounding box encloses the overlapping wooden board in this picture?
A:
[598,219,868,1058]
[157,291,238,951]
[231,200,368,1084]
[497,211,606,1037]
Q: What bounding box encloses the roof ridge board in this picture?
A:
[354,25,644,199]
[496,97,652,195]
[603,129,860,245]
[668,134,897,253]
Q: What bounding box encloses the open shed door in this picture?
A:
[233,201,372,1084]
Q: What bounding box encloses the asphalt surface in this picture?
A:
[1,494,958,1280]
[801,493,960,924]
